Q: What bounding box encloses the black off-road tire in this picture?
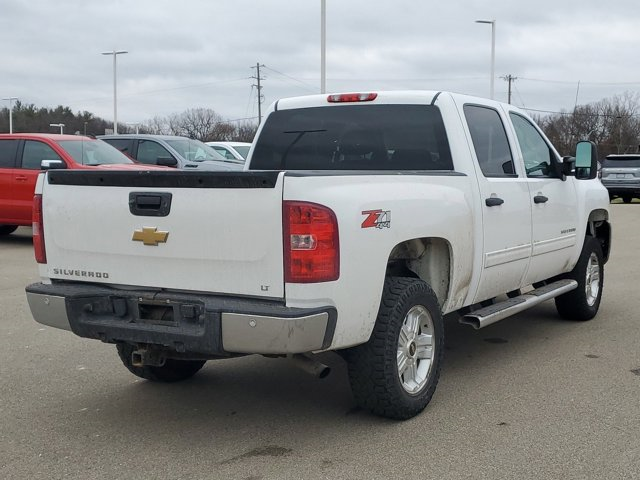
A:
[555,236,604,321]
[0,225,18,235]
[346,277,444,420]
[622,195,633,204]
[116,343,206,382]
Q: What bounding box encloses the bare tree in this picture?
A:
[538,91,640,157]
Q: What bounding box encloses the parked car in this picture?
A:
[100,134,243,170]
[0,133,166,235]
[600,154,640,203]
[205,141,251,163]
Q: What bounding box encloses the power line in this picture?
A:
[519,77,640,86]
[521,106,640,118]
[262,66,318,92]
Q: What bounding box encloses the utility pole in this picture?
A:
[321,0,326,93]
[251,63,266,124]
[502,74,517,104]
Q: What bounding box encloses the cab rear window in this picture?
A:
[250,104,453,171]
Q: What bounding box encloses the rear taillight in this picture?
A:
[33,194,46,264]
[327,92,378,103]
[283,201,339,283]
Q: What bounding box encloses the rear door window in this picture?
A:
[0,139,19,168]
[103,138,133,155]
[251,104,453,171]
[463,105,515,177]
[21,141,62,170]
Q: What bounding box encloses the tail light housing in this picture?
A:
[283,201,339,283]
[33,194,46,264]
[327,92,378,103]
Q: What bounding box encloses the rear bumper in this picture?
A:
[25,282,336,356]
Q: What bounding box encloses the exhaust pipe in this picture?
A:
[289,353,331,379]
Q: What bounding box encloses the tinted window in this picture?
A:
[103,138,132,155]
[251,105,453,171]
[137,140,174,165]
[464,105,515,177]
[22,140,62,169]
[603,157,640,168]
[0,139,19,168]
[510,113,558,177]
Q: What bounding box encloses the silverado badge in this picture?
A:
[132,227,169,246]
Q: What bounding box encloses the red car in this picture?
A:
[0,134,163,235]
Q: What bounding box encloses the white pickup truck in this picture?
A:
[26,91,611,419]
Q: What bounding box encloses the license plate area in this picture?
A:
[138,301,177,325]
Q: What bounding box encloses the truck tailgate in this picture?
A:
[41,170,285,298]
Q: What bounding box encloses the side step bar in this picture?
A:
[460,279,578,329]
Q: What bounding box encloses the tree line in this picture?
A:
[3,93,640,157]
[533,92,640,158]
[0,102,258,142]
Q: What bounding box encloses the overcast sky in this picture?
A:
[1,0,640,128]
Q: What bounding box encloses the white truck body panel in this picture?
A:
[39,175,286,299]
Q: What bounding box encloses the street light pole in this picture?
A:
[3,97,18,133]
[49,123,65,134]
[320,0,326,94]
[475,19,496,100]
[101,50,128,134]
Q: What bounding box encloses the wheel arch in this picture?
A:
[386,237,452,308]
[587,209,611,263]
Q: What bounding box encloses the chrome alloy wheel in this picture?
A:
[585,252,601,307]
[397,305,436,394]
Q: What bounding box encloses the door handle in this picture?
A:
[485,197,504,207]
[534,195,549,204]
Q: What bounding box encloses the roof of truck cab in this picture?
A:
[271,90,525,111]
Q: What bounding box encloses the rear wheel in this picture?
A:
[116,343,206,382]
[347,277,444,420]
[0,225,18,235]
[555,236,604,321]
[622,195,633,204]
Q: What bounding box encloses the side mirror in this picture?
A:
[156,156,178,167]
[41,159,67,170]
[574,140,598,180]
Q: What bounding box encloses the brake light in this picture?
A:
[283,201,339,283]
[327,93,378,103]
[33,194,46,264]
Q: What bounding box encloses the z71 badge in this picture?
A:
[361,209,391,229]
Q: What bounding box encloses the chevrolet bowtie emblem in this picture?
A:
[132,227,169,246]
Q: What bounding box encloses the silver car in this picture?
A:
[99,134,243,171]
[601,154,640,203]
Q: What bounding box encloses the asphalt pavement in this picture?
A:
[1,205,639,480]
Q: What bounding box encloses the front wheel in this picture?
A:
[555,236,604,321]
[346,277,444,420]
[116,343,206,382]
